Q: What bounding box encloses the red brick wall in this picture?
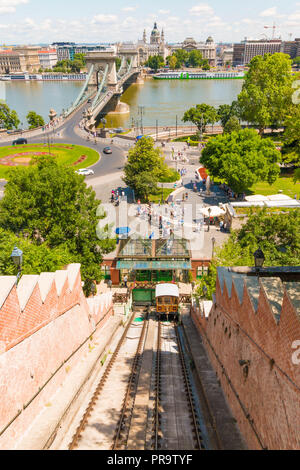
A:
[192,276,300,450]
[0,266,115,449]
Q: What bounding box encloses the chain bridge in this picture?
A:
[63,49,141,130]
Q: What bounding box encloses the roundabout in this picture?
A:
[0,143,100,178]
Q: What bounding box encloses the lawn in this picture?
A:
[0,143,100,179]
[149,188,174,203]
[247,174,300,198]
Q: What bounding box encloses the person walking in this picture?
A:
[124,275,128,288]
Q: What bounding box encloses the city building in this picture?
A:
[12,46,40,73]
[218,47,234,67]
[170,36,217,67]
[53,43,108,62]
[38,49,58,69]
[0,50,26,73]
[118,22,170,65]
[281,38,300,59]
[233,38,300,66]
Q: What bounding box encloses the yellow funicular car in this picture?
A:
[155,283,179,320]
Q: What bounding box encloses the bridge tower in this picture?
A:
[85,50,118,93]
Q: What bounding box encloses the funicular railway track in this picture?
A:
[67,307,222,451]
[68,307,149,450]
[151,319,206,450]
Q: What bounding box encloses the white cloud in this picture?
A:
[259,7,277,17]
[121,6,137,12]
[158,10,170,14]
[0,0,29,14]
[92,14,118,24]
[189,4,214,15]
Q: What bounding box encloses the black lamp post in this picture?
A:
[207,207,211,232]
[254,248,265,272]
[10,246,23,284]
[211,237,216,258]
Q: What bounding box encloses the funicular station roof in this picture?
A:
[116,237,192,270]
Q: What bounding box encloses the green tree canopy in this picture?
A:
[26,111,45,129]
[123,137,176,201]
[195,208,300,299]
[223,116,241,134]
[0,227,73,276]
[188,50,203,67]
[182,103,218,134]
[237,53,294,133]
[200,128,281,193]
[282,105,300,166]
[145,55,165,71]
[0,157,115,294]
[0,101,20,130]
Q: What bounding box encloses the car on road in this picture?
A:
[114,127,124,134]
[12,138,27,145]
[103,146,112,154]
[75,168,95,176]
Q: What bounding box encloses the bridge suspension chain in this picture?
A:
[64,64,95,117]
[91,64,109,111]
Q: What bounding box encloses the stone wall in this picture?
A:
[0,264,114,448]
[191,272,300,450]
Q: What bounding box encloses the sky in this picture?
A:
[0,0,299,45]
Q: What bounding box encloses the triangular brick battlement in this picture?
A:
[215,267,300,383]
[0,264,113,352]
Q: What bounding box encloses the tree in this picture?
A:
[237,53,294,134]
[282,105,300,166]
[26,111,45,129]
[195,209,300,299]
[200,128,281,193]
[0,101,20,130]
[293,57,300,68]
[182,104,218,134]
[173,49,189,68]
[188,50,203,67]
[116,57,122,71]
[123,137,172,201]
[0,228,73,277]
[223,116,241,134]
[217,104,232,128]
[0,157,115,295]
[168,55,177,70]
[145,55,165,71]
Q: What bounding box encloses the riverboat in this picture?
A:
[153,71,245,80]
[0,73,87,81]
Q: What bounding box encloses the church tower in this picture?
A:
[143,29,147,44]
[150,22,161,45]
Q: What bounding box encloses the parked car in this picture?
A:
[114,127,124,134]
[103,146,112,154]
[75,168,94,176]
[12,138,27,145]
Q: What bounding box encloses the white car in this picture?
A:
[75,168,94,176]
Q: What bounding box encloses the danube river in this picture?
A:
[3,77,243,128]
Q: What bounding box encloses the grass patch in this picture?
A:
[149,188,174,203]
[0,143,100,179]
[247,174,300,198]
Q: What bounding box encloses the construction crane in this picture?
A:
[264,22,278,39]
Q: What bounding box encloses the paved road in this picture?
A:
[0,104,129,202]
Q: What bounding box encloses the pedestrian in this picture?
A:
[124,275,128,288]
[108,279,112,289]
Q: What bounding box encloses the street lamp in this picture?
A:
[254,248,265,271]
[207,207,211,232]
[10,246,23,284]
[211,237,216,258]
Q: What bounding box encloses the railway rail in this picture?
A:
[68,307,148,450]
[67,309,223,451]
